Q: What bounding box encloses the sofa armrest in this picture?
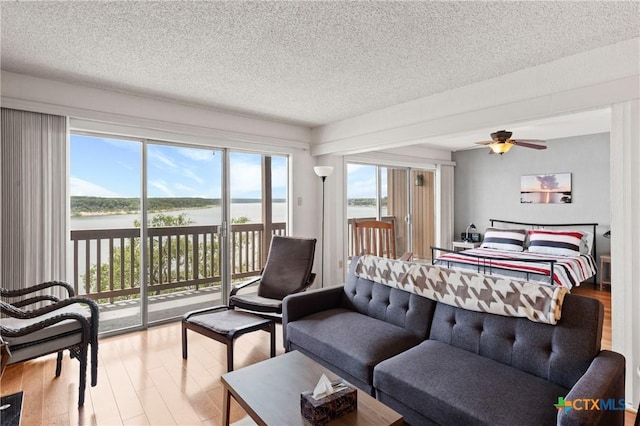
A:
[282,285,345,345]
[558,350,626,426]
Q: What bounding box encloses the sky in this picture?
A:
[520,173,572,192]
[70,134,288,199]
[347,163,387,199]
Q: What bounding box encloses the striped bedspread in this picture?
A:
[434,248,597,290]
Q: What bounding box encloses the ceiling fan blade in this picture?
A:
[475,140,493,145]
[512,141,547,150]
[512,138,545,143]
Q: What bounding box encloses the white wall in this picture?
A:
[452,133,611,260]
[610,100,640,410]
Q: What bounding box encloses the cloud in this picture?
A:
[271,161,288,197]
[103,138,140,152]
[116,160,134,170]
[183,168,205,185]
[173,183,197,195]
[230,158,262,197]
[177,148,216,162]
[149,180,175,197]
[347,176,376,198]
[149,150,177,170]
[347,164,370,173]
[70,177,120,197]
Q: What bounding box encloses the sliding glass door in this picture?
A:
[228,152,288,289]
[346,162,435,261]
[70,133,289,334]
[70,134,144,331]
[145,143,224,324]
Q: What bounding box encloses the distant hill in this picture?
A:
[347,197,386,207]
[71,196,285,215]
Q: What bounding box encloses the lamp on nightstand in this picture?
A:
[465,223,476,242]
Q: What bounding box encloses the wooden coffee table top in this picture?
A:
[221,350,403,426]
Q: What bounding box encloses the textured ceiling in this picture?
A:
[1,1,639,127]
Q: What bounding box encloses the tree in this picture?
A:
[83,213,256,303]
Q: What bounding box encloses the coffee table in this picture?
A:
[221,350,403,426]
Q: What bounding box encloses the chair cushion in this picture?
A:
[374,340,569,426]
[1,304,91,363]
[186,309,272,335]
[230,294,282,313]
[258,236,315,300]
[286,308,422,386]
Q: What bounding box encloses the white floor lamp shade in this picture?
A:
[314,166,334,178]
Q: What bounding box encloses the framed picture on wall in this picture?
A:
[520,173,572,204]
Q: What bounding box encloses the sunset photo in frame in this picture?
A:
[520,173,572,204]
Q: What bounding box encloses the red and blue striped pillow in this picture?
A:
[480,228,527,252]
[527,230,584,257]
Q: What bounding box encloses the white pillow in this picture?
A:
[579,231,594,255]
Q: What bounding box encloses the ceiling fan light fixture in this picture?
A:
[490,142,514,154]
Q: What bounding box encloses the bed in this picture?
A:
[432,219,599,290]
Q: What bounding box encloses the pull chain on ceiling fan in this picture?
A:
[475,130,546,155]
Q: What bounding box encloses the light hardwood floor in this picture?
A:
[1,286,636,425]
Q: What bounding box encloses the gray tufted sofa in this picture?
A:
[283,257,626,425]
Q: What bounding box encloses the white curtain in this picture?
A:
[436,164,455,250]
[1,108,68,292]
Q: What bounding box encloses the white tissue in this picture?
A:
[312,374,334,400]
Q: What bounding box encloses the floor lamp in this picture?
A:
[314,166,333,288]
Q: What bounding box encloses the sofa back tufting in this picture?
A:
[429,294,604,389]
[342,257,436,339]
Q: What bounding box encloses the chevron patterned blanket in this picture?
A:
[354,255,568,325]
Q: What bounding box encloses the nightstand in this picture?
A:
[600,253,611,291]
[452,241,481,251]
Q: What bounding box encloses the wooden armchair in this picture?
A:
[353,220,412,260]
[0,281,99,406]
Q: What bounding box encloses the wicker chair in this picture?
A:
[0,281,99,406]
[229,235,317,322]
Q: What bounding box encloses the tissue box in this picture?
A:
[300,381,357,426]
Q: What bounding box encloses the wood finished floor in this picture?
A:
[1,286,636,425]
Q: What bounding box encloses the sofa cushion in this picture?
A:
[343,256,436,339]
[374,340,569,426]
[428,294,602,389]
[286,308,422,385]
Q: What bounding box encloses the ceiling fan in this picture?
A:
[475,130,546,155]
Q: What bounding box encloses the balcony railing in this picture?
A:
[70,222,286,302]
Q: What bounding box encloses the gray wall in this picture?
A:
[452,132,610,260]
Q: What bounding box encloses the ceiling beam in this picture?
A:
[311,38,639,156]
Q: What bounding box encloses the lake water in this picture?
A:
[71,203,287,230]
[71,203,381,230]
[520,192,572,204]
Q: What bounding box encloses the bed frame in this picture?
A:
[431,218,599,285]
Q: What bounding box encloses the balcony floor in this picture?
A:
[97,286,225,333]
